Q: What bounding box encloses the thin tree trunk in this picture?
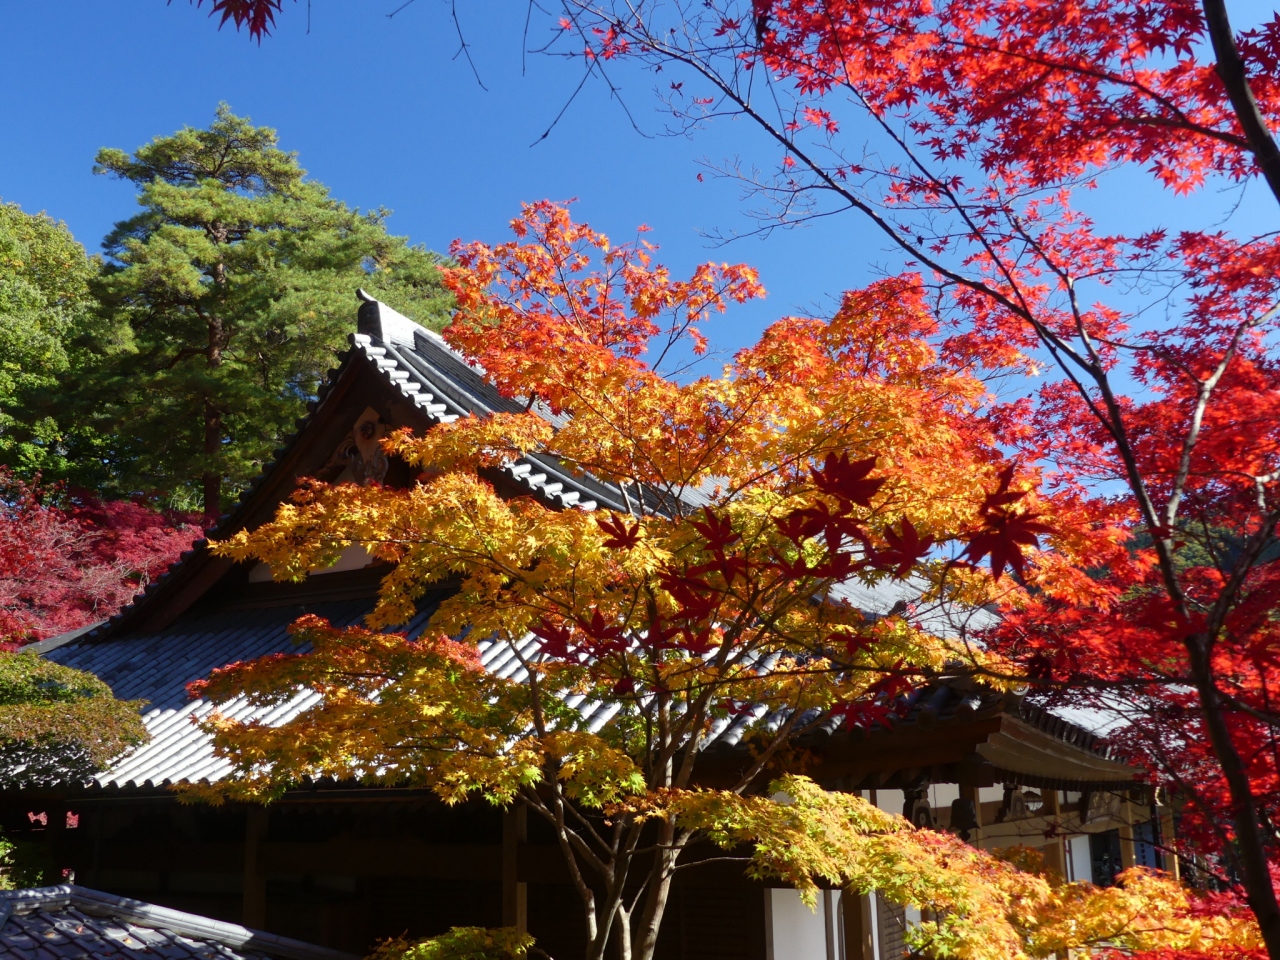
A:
[630,820,681,960]
[1193,6,1280,955]
[1187,636,1280,959]
[202,264,226,516]
[202,397,222,516]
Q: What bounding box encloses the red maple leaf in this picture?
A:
[597,514,642,550]
[809,453,884,508]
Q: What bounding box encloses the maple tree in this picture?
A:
[422,0,1280,953]
[0,469,203,646]
[186,204,1231,959]
[186,0,287,40]
[161,0,1280,949]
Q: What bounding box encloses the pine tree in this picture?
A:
[83,104,452,513]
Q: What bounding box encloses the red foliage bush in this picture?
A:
[0,470,205,645]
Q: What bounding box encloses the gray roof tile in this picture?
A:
[35,298,1126,793]
[0,888,353,960]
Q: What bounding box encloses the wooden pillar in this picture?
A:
[1118,795,1137,872]
[242,806,267,930]
[1159,803,1180,881]
[959,784,983,846]
[46,800,68,883]
[90,806,103,889]
[1041,790,1066,879]
[502,805,527,934]
[841,890,876,960]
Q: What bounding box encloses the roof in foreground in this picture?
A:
[0,886,355,960]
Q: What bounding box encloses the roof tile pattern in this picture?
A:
[46,601,433,790]
[83,298,710,643]
[0,887,352,960]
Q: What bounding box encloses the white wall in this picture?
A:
[874,789,905,817]
[929,783,960,808]
[765,888,841,960]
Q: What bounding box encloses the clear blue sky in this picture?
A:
[2,0,882,362]
[2,1,1275,362]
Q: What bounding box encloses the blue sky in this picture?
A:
[2,0,881,362]
[2,1,1275,364]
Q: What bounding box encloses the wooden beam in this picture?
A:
[1119,796,1137,872]
[90,841,244,872]
[243,806,267,929]
[1160,802,1180,881]
[259,841,504,879]
[1041,790,1066,878]
[502,805,527,934]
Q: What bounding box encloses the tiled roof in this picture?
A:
[43,600,434,791]
[0,886,354,960]
[30,296,1131,793]
[40,590,1127,791]
[84,295,709,643]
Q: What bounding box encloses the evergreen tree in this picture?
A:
[84,105,451,513]
[0,202,99,478]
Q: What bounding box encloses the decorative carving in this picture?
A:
[318,407,389,486]
[1083,790,1122,824]
[996,786,1044,822]
[351,410,389,484]
[997,785,1028,822]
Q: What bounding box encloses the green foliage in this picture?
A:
[0,834,56,890]
[0,651,148,788]
[0,201,100,477]
[367,928,534,960]
[76,104,452,511]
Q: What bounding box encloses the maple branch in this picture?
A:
[998,212,1192,619]
[1164,304,1280,532]
[546,783,605,938]
[1210,684,1280,733]
[924,30,1251,152]
[449,0,489,90]
[1256,471,1280,513]
[1206,503,1280,642]
[727,705,808,793]
[1202,0,1280,208]
[587,19,1007,308]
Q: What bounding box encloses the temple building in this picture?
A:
[5,295,1171,960]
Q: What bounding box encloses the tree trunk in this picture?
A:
[202,397,222,517]
[1201,0,1280,208]
[630,820,681,960]
[203,298,225,517]
[1191,9,1280,955]
[1188,636,1280,959]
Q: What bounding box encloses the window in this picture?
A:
[1133,820,1162,870]
[1090,829,1124,886]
